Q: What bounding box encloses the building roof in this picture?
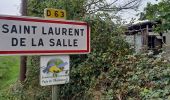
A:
[125,20,161,35]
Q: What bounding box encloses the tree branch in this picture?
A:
[85,0,142,14]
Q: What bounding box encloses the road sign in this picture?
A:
[44,8,66,19]
[0,15,90,55]
[40,55,70,86]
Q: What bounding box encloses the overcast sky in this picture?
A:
[118,0,160,22]
[0,0,160,22]
[0,0,20,15]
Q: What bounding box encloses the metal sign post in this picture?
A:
[52,86,59,100]
[43,8,68,100]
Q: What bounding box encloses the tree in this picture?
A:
[28,0,142,19]
[139,0,170,32]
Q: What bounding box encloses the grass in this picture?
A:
[0,56,20,98]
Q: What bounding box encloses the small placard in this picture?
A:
[40,55,69,86]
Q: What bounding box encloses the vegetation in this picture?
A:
[1,0,170,100]
[139,0,170,32]
[0,56,19,99]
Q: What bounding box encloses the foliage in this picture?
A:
[6,56,51,100]
[107,54,170,99]
[59,15,132,99]
[139,0,170,32]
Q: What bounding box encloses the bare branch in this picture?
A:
[117,0,142,11]
[85,0,142,14]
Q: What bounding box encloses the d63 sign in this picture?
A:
[44,8,66,19]
[0,15,90,55]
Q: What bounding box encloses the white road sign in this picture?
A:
[0,15,90,55]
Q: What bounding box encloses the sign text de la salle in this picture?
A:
[0,15,90,55]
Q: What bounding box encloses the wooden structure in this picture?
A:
[125,20,165,54]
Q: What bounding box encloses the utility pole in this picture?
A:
[20,0,27,82]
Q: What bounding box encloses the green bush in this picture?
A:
[106,54,170,99]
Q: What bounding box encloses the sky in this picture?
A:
[118,0,160,22]
[0,0,160,22]
[0,0,20,15]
